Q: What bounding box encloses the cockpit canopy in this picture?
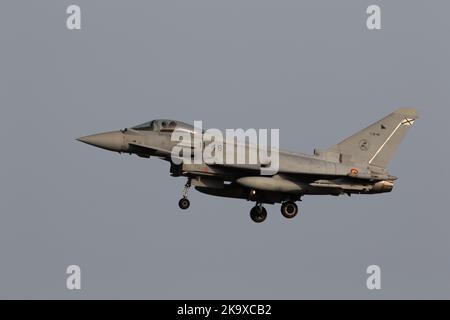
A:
[131,119,200,134]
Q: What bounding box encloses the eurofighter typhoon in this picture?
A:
[77,108,417,223]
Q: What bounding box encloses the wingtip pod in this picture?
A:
[394,107,418,119]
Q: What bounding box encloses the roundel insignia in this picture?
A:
[350,168,359,175]
[359,139,370,151]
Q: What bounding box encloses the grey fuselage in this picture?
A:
[77,119,396,205]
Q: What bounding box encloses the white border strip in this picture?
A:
[368,121,402,164]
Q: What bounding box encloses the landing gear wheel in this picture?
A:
[178,178,192,210]
[250,205,267,223]
[178,197,190,210]
[281,201,298,219]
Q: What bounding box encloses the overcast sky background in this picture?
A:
[0,0,449,299]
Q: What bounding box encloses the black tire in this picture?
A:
[178,198,190,210]
[281,201,298,219]
[250,206,267,223]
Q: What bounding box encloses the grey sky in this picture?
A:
[0,0,449,299]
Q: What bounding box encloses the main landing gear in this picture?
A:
[249,201,299,223]
[280,201,298,219]
[250,203,268,223]
[178,178,191,210]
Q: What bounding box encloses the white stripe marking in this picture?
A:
[369,121,403,164]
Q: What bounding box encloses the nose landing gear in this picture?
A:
[178,178,191,210]
[178,197,190,210]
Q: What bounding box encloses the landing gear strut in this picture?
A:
[250,203,267,223]
[280,201,298,219]
[178,178,191,210]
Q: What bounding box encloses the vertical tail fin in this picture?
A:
[327,108,418,168]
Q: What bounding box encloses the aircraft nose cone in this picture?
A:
[77,131,124,152]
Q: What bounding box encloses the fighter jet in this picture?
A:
[77,108,417,223]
